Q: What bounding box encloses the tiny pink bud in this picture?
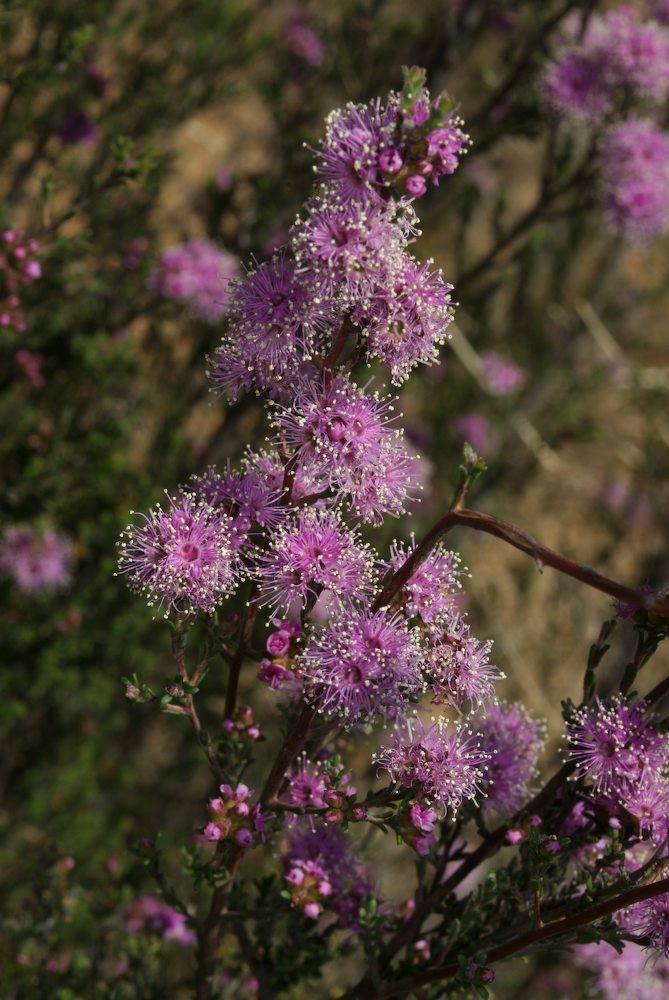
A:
[505,828,525,845]
[304,902,320,919]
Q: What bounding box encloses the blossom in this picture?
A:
[622,884,669,957]
[290,193,415,307]
[374,717,491,813]
[539,8,669,122]
[356,255,454,384]
[566,696,666,796]
[148,239,238,321]
[426,613,502,709]
[188,464,283,549]
[0,526,72,593]
[254,508,376,611]
[599,119,669,243]
[117,492,237,615]
[574,940,669,1000]
[618,767,669,844]
[302,607,423,723]
[315,98,402,204]
[203,783,264,846]
[475,702,546,816]
[272,374,419,523]
[480,351,526,396]
[387,538,464,625]
[281,824,373,930]
[207,251,332,399]
[122,895,195,946]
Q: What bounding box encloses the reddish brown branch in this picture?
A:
[373,506,669,618]
[350,875,669,999]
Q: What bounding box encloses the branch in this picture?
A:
[373,506,669,618]
[352,876,669,999]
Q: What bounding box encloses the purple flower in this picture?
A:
[302,607,423,723]
[188,463,283,548]
[619,768,669,844]
[56,109,98,145]
[426,613,502,709]
[117,492,237,615]
[254,508,375,612]
[204,783,264,846]
[208,251,330,400]
[387,537,464,625]
[0,526,72,593]
[566,696,666,796]
[148,239,238,322]
[622,884,669,957]
[652,1,669,26]
[575,939,669,1000]
[281,824,373,930]
[286,756,328,810]
[283,19,324,67]
[480,351,526,396]
[539,8,669,122]
[599,119,669,244]
[374,717,491,813]
[356,255,454,384]
[122,895,195,946]
[290,193,414,307]
[474,702,546,817]
[272,374,419,523]
[315,98,402,204]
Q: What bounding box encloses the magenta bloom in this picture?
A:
[599,119,669,244]
[189,463,284,549]
[316,98,402,204]
[273,374,419,523]
[426,613,501,709]
[303,607,423,723]
[356,255,454,384]
[566,696,666,796]
[281,824,373,930]
[375,717,490,813]
[290,193,414,307]
[618,767,669,844]
[475,702,546,816]
[622,887,669,957]
[575,939,669,1000]
[122,894,195,946]
[254,508,375,612]
[388,537,464,625]
[208,251,330,400]
[148,239,238,322]
[117,492,237,615]
[0,526,72,593]
[540,7,669,121]
[480,351,526,396]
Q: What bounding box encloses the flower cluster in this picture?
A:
[148,238,238,322]
[121,895,195,947]
[203,783,265,847]
[540,6,669,244]
[0,526,72,593]
[540,7,669,122]
[599,118,669,243]
[0,229,41,334]
[280,825,372,929]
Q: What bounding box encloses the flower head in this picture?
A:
[599,118,669,243]
[117,492,237,615]
[388,537,464,625]
[374,716,491,813]
[566,696,666,796]
[254,508,376,612]
[148,239,238,321]
[475,702,546,816]
[0,526,72,593]
[425,613,502,709]
[302,607,423,723]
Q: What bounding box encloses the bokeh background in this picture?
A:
[2,1,668,996]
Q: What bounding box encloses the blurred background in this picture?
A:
[2,0,668,995]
